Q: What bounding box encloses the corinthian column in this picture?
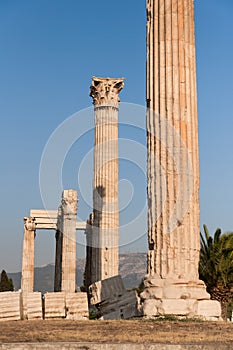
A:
[55,190,77,293]
[142,0,221,319]
[21,217,36,293]
[87,76,124,284]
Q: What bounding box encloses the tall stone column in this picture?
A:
[87,76,124,284]
[54,190,77,293]
[21,217,36,293]
[142,0,221,319]
[54,207,62,292]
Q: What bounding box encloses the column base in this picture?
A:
[140,277,222,321]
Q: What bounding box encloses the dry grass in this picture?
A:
[0,319,233,345]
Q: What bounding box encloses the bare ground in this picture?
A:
[0,320,233,345]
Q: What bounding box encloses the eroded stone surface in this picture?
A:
[0,292,21,322]
[89,275,126,305]
[89,275,139,320]
[65,292,89,320]
[141,278,210,301]
[44,293,66,319]
[194,300,222,318]
[22,292,42,320]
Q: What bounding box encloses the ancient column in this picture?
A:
[84,213,94,288]
[142,0,221,318]
[54,190,77,292]
[87,76,124,284]
[54,207,62,292]
[21,217,36,293]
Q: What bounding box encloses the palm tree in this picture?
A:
[199,225,233,320]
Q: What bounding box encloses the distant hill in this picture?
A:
[8,253,147,293]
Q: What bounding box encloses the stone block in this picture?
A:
[44,292,66,319]
[0,292,21,321]
[89,276,140,320]
[99,290,139,320]
[157,299,196,316]
[142,278,210,301]
[194,300,221,319]
[142,299,161,317]
[89,275,126,305]
[22,292,42,320]
[141,287,163,300]
[65,292,89,320]
[163,285,210,300]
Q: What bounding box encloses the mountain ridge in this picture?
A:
[8,253,147,293]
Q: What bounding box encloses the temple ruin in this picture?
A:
[0,0,222,322]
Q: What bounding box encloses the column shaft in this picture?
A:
[146,0,200,280]
[88,76,124,284]
[21,217,36,293]
[54,190,78,293]
[54,208,62,292]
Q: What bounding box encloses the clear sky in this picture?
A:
[0,0,232,272]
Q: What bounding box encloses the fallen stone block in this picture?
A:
[89,275,140,320]
[99,290,139,320]
[66,292,89,320]
[44,292,66,319]
[22,292,42,320]
[0,292,21,321]
[89,275,126,305]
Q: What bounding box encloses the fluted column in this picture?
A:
[142,1,222,320]
[21,217,36,293]
[88,76,124,284]
[60,190,77,293]
[54,207,62,292]
[146,0,200,281]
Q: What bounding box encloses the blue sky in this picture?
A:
[0,0,232,272]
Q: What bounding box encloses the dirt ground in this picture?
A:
[0,319,233,345]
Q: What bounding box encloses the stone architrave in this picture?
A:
[142,0,221,319]
[54,190,78,293]
[85,77,124,285]
[21,217,36,293]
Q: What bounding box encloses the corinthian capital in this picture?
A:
[90,76,125,108]
[61,189,78,214]
[24,216,36,231]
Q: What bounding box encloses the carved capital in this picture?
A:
[90,76,125,108]
[24,216,36,231]
[62,189,78,214]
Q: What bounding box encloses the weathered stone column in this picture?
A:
[142,0,221,319]
[87,76,124,284]
[54,190,77,293]
[84,213,94,288]
[21,217,36,293]
[54,207,62,292]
